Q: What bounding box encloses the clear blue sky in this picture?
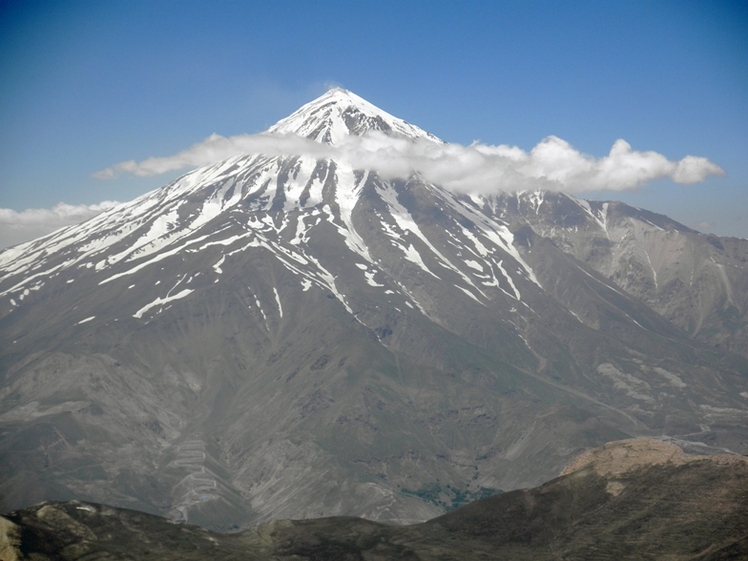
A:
[1,0,746,245]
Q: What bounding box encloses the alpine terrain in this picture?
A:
[3,439,748,560]
[1,89,747,530]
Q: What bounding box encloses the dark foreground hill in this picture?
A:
[3,439,747,561]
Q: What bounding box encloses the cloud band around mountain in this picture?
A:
[0,202,120,250]
[0,133,725,250]
[93,132,725,194]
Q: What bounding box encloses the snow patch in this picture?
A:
[364,270,384,287]
[464,259,483,271]
[213,255,225,274]
[133,289,194,319]
[454,285,484,305]
[273,287,283,318]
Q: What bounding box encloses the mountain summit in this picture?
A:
[1,91,746,530]
[268,87,442,143]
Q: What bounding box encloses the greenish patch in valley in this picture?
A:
[400,482,502,511]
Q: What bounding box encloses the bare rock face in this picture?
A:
[562,437,748,478]
[560,437,691,476]
[491,192,748,358]
[0,516,21,561]
[561,437,748,498]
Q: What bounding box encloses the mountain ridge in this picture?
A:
[486,190,748,357]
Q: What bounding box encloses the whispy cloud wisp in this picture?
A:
[0,201,119,249]
[94,132,725,194]
[92,134,330,179]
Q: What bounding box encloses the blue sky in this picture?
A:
[1,0,746,247]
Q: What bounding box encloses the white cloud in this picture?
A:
[2,131,725,250]
[0,201,119,249]
[93,131,725,195]
[693,220,714,233]
[92,133,331,179]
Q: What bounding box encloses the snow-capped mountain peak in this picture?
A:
[268,87,442,144]
[2,89,747,534]
[0,89,541,324]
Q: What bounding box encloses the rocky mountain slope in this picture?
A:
[0,89,747,530]
[490,190,748,357]
[3,439,747,560]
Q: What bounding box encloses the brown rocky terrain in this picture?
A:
[3,438,747,560]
